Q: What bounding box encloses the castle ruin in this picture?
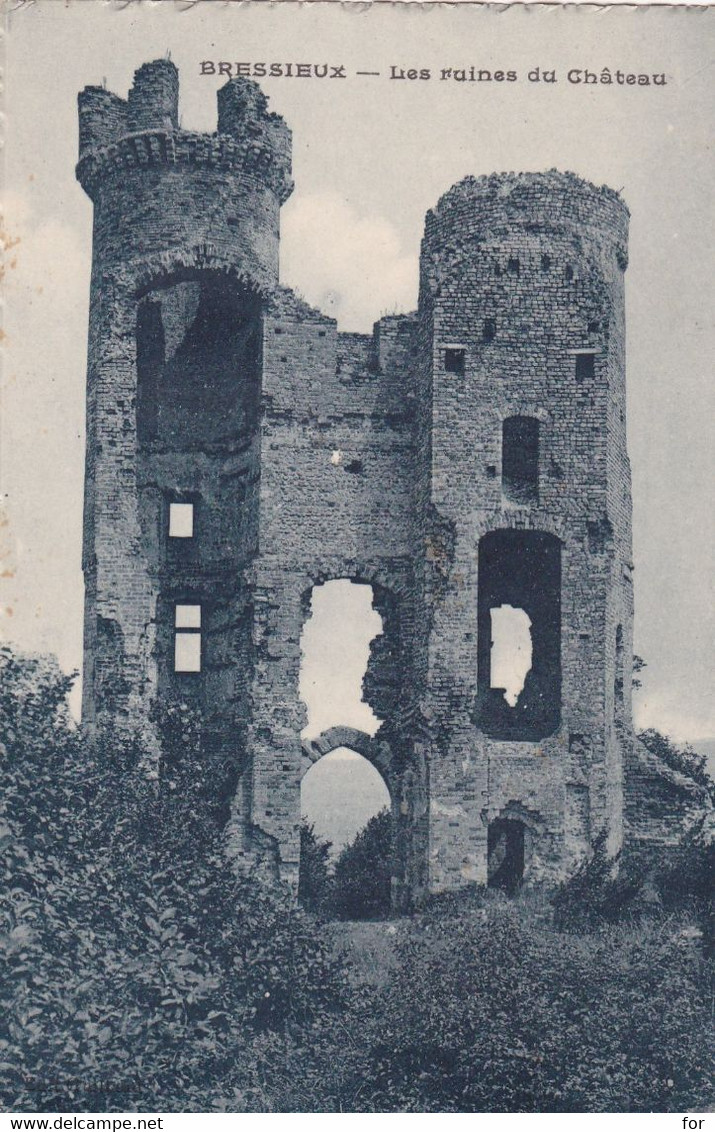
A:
[77,59,665,907]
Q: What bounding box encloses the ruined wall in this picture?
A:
[237,291,420,887]
[79,61,651,903]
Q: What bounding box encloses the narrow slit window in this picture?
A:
[174,603,202,672]
[169,502,194,539]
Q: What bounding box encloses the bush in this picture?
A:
[323,899,714,1112]
[1,646,348,1112]
[638,728,714,795]
[331,810,392,921]
[551,833,643,930]
[646,816,715,957]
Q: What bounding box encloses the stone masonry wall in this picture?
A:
[414,173,632,890]
[79,61,683,904]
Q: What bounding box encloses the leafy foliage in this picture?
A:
[1,645,347,1112]
[551,833,643,930]
[331,809,392,921]
[631,654,647,690]
[3,645,712,1112]
[638,727,714,794]
[298,820,332,915]
[309,898,714,1113]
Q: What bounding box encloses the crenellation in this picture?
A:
[127,59,179,134]
[78,87,128,156]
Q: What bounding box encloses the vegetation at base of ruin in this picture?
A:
[551,827,714,951]
[1,646,348,1112]
[298,811,392,920]
[638,726,715,794]
[2,643,713,1114]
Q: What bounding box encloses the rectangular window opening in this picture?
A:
[175,603,201,629]
[502,416,539,505]
[174,603,202,672]
[575,352,596,382]
[444,347,465,376]
[169,502,194,539]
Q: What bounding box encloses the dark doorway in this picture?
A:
[487,819,525,893]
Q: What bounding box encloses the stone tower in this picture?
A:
[78,61,635,904]
[414,174,633,891]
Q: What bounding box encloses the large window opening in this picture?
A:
[487,818,526,893]
[502,416,539,505]
[478,530,561,740]
[136,275,262,451]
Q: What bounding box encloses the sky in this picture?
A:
[1,1,713,743]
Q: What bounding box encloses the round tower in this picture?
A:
[414,171,633,890]
[77,61,292,787]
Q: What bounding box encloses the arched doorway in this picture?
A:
[300,742,392,919]
[297,578,401,916]
[301,744,391,857]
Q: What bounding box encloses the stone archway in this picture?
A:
[301,725,393,792]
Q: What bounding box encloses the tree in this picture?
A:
[298,820,332,915]
[331,809,392,921]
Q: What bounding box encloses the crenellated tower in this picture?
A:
[78,60,292,820]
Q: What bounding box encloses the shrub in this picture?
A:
[638,728,714,795]
[647,816,715,957]
[1,645,348,1112]
[331,810,392,921]
[325,899,714,1112]
[551,833,643,930]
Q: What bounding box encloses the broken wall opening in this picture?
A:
[135,274,263,765]
[489,604,533,708]
[478,530,561,740]
[299,579,386,740]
